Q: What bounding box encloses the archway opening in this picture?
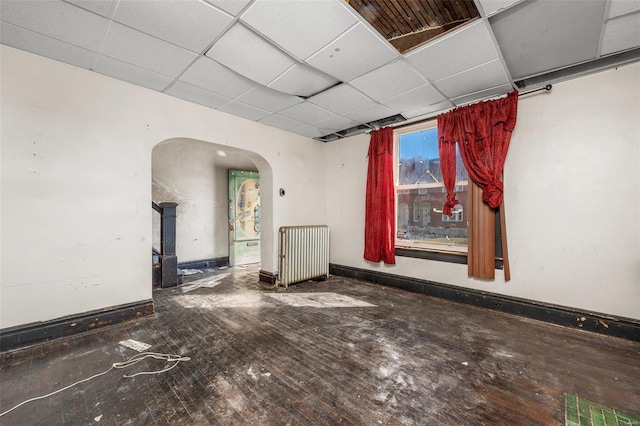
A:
[151,138,273,288]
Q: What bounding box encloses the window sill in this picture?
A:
[395,247,504,270]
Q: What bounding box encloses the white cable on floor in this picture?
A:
[0,351,190,417]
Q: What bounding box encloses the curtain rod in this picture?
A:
[389,84,552,131]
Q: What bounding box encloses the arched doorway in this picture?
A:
[151,138,273,287]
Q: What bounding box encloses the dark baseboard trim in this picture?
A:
[178,256,229,270]
[329,263,640,342]
[0,300,154,352]
[259,270,276,285]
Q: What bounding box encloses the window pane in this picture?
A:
[396,127,468,253]
[398,129,468,185]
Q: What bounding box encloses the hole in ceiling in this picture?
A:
[346,0,480,53]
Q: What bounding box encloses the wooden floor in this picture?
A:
[1,264,639,425]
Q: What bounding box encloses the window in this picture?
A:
[395,121,469,254]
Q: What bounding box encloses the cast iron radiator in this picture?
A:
[277,225,329,289]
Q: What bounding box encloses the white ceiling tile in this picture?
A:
[433,59,510,99]
[206,23,295,86]
[268,63,339,97]
[180,56,255,99]
[608,0,640,19]
[308,84,374,115]
[112,0,233,53]
[478,0,522,16]
[278,102,335,125]
[93,55,173,91]
[314,115,361,132]
[490,0,605,79]
[601,12,640,55]
[342,103,399,123]
[306,23,398,82]
[65,0,116,17]
[101,22,197,78]
[235,86,303,113]
[350,60,427,102]
[0,22,98,69]
[0,0,109,51]
[406,21,498,82]
[401,101,453,120]
[241,0,358,60]
[258,114,305,132]
[451,84,514,106]
[218,100,272,121]
[290,125,327,138]
[165,81,231,109]
[205,0,252,16]
[380,84,446,111]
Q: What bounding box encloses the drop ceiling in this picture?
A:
[1,0,639,142]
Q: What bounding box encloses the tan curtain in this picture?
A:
[438,92,518,280]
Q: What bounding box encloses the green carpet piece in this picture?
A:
[565,393,640,426]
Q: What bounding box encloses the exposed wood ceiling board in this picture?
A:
[111,0,234,53]
[490,0,606,80]
[0,0,109,51]
[600,12,640,56]
[101,22,197,78]
[180,56,255,99]
[93,55,174,91]
[165,81,231,109]
[0,22,98,70]
[306,23,398,82]
[206,23,296,86]
[241,0,359,60]
[347,0,479,53]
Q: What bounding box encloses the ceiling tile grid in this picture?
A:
[306,23,399,82]
[111,0,234,53]
[240,0,359,61]
[0,21,98,70]
[1,0,109,51]
[179,56,256,99]
[2,0,640,141]
[308,84,376,115]
[235,86,304,114]
[165,81,231,110]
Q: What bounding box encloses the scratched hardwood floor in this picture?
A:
[1,264,638,425]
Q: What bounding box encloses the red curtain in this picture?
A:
[364,127,395,264]
[438,91,518,211]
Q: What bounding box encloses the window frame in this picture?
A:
[393,121,503,269]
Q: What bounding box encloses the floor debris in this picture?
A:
[119,339,151,352]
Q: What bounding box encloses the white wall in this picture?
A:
[152,139,257,263]
[326,63,640,320]
[0,46,327,329]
